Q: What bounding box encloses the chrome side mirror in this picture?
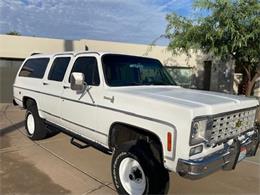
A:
[70,72,85,91]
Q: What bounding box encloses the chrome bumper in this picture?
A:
[177,128,259,180]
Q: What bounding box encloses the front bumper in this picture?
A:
[177,128,259,180]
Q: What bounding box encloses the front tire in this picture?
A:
[25,100,48,140]
[111,141,169,195]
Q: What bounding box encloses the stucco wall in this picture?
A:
[0,35,201,67]
[0,35,234,103]
[0,35,84,59]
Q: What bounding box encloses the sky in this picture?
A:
[0,0,194,45]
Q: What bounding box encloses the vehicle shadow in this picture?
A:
[0,120,25,136]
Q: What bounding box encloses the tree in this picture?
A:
[165,0,260,96]
[6,31,21,36]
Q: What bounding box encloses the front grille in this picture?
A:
[210,108,256,144]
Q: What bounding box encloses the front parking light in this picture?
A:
[190,145,203,156]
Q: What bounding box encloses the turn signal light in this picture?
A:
[167,132,172,152]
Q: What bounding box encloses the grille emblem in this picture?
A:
[235,120,243,128]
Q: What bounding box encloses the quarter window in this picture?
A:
[19,58,49,78]
[48,57,71,81]
[70,57,100,85]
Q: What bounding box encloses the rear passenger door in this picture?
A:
[40,55,72,124]
[60,54,103,142]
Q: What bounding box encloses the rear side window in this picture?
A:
[19,58,49,78]
[70,57,100,85]
[48,57,71,81]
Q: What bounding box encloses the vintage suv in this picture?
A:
[13,51,259,195]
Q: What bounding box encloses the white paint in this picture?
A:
[13,51,259,173]
[27,112,35,135]
[119,157,146,195]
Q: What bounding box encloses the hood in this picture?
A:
[110,86,258,115]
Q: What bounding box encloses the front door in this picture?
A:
[60,54,102,141]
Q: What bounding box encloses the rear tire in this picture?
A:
[25,100,48,140]
[111,140,169,195]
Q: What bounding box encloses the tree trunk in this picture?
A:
[245,80,255,96]
[245,72,260,96]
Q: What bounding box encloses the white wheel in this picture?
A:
[27,112,35,135]
[119,157,146,195]
[25,100,48,140]
[112,142,169,194]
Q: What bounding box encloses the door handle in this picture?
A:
[63,85,70,89]
[43,82,49,85]
[104,96,114,103]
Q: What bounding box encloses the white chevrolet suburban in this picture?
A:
[13,51,259,195]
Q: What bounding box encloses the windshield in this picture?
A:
[102,54,176,87]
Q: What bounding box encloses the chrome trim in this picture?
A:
[210,108,256,145]
[178,129,259,180]
[192,106,258,121]
[189,117,212,146]
[190,106,258,146]
[177,149,232,180]
[213,106,258,118]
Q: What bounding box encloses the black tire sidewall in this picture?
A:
[112,150,150,195]
[112,142,169,195]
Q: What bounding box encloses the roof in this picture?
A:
[28,51,158,59]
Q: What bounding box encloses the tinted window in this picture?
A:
[48,57,71,81]
[70,57,100,85]
[19,58,49,78]
[165,67,192,88]
[102,54,176,86]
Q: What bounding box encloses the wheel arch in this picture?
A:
[22,96,37,109]
[108,122,164,163]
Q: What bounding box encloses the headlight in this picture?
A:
[190,118,212,145]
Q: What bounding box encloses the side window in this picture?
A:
[48,57,71,81]
[70,57,100,85]
[19,58,49,78]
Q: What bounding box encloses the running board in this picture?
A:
[70,138,90,149]
[44,120,112,154]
